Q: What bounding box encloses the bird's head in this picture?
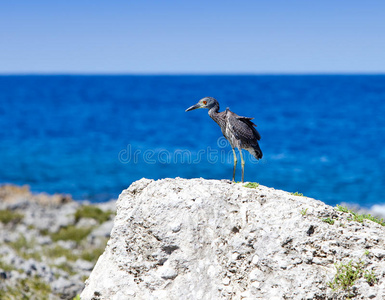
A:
[185,97,218,112]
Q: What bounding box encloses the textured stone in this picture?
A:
[0,184,117,299]
[81,178,385,299]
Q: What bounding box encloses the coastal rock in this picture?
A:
[51,276,83,299]
[0,184,72,208]
[81,178,385,300]
[0,184,116,299]
[96,200,117,212]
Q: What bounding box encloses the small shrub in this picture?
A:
[364,269,378,285]
[81,247,105,262]
[243,182,259,188]
[328,260,378,291]
[0,260,14,272]
[8,235,29,252]
[322,218,335,225]
[359,213,385,226]
[0,276,51,299]
[353,213,365,223]
[44,245,78,261]
[21,276,51,294]
[291,192,304,197]
[8,234,41,261]
[0,209,23,225]
[300,208,308,216]
[50,225,93,243]
[55,262,76,275]
[39,228,49,236]
[336,205,350,213]
[7,235,40,260]
[75,205,112,224]
[328,260,364,291]
[335,205,385,226]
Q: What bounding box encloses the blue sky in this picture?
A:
[1,0,384,74]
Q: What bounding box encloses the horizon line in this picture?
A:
[0,72,385,76]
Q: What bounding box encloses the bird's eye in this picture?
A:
[203,101,207,105]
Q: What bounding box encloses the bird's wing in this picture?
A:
[228,113,261,142]
[236,116,258,127]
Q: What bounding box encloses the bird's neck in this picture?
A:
[208,102,221,124]
[208,102,220,117]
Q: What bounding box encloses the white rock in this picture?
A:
[81,178,385,300]
[89,220,114,239]
[170,222,182,233]
[76,259,94,271]
[251,255,259,265]
[76,217,98,228]
[231,252,240,261]
[222,277,230,285]
[158,265,178,280]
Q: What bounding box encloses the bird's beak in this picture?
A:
[185,103,202,112]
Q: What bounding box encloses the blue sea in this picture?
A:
[0,75,384,208]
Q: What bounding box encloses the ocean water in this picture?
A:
[0,75,384,207]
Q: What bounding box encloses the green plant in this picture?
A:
[364,269,378,285]
[328,260,364,291]
[291,191,304,197]
[336,205,350,213]
[50,225,93,243]
[75,205,112,224]
[7,235,41,260]
[359,213,385,226]
[328,259,378,292]
[300,208,308,216]
[0,260,14,272]
[73,295,81,300]
[81,237,108,262]
[351,213,365,223]
[8,235,29,252]
[81,247,105,262]
[0,209,23,225]
[322,217,335,225]
[335,205,385,226]
[364,250,370,256]
[39,228,50,236]
[0,276,51,299]
[22,276,51,294]
[243,182,259,188]
[44,245,78,261]
[55,261,76,275]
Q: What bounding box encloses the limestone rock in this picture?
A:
[0,184,72,208]
[0,184,116,299]
[81,178,385,299]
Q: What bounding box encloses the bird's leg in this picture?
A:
[232,148,237,182]
[239,149,245,183]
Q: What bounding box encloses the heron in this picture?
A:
[186,97,262,183]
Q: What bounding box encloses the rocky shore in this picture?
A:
[2,179,385,299]
[82,178,385,300]
[0,184,116,299]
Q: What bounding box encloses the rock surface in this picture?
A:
[0,184,116,299]
[81,178,385,300]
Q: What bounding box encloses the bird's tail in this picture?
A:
[249,143,263,160]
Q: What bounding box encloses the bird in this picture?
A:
[185,97,262,183]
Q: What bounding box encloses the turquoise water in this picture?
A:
[0,75,384,206]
